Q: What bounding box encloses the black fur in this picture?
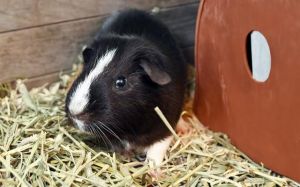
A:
[66,9,187,153]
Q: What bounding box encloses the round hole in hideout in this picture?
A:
[246,31,271,82]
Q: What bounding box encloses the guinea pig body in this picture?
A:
[66,9,187,153]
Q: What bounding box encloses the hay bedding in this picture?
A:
[0,69,299,187]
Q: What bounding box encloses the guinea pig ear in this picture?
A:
[140,60,171,85]
[82,46,95,64]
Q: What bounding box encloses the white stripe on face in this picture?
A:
[68,49,116,116]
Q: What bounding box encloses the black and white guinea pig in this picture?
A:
[65,9,187,164]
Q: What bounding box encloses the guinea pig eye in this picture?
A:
[115,76,127,89]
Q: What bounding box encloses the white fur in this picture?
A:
[146,136,173,167]
[73,118,85,131]
[68,49,117,116]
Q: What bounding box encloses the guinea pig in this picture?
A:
[65,9,187,165]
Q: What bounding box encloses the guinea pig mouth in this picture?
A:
[74,112,90,121]
[72,118,86,131]
[68,112,90,131]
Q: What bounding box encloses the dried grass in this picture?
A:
[0,67,299,187]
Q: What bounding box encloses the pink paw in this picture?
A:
[148,168,163,180]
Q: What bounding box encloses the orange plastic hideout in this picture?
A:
[194,0,300,182]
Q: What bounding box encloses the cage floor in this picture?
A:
[0,70,299,187]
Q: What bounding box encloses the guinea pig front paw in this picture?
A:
[146,136,173,166]
[145,136,173,179]
[146,158,164,180]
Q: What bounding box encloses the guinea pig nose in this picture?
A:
[75,112,89,121]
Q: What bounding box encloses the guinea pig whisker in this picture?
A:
[94,124,113,149]
[87,125,105,146]
[92,125,109,148]
[102,130,114,150]
[89,100,97,107]
[107,115,136,136]
[109,121,127,134]
[98,121,123,143]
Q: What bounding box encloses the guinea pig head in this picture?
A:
[65,37,175,151]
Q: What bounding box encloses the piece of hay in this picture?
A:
[0,69,299,187]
